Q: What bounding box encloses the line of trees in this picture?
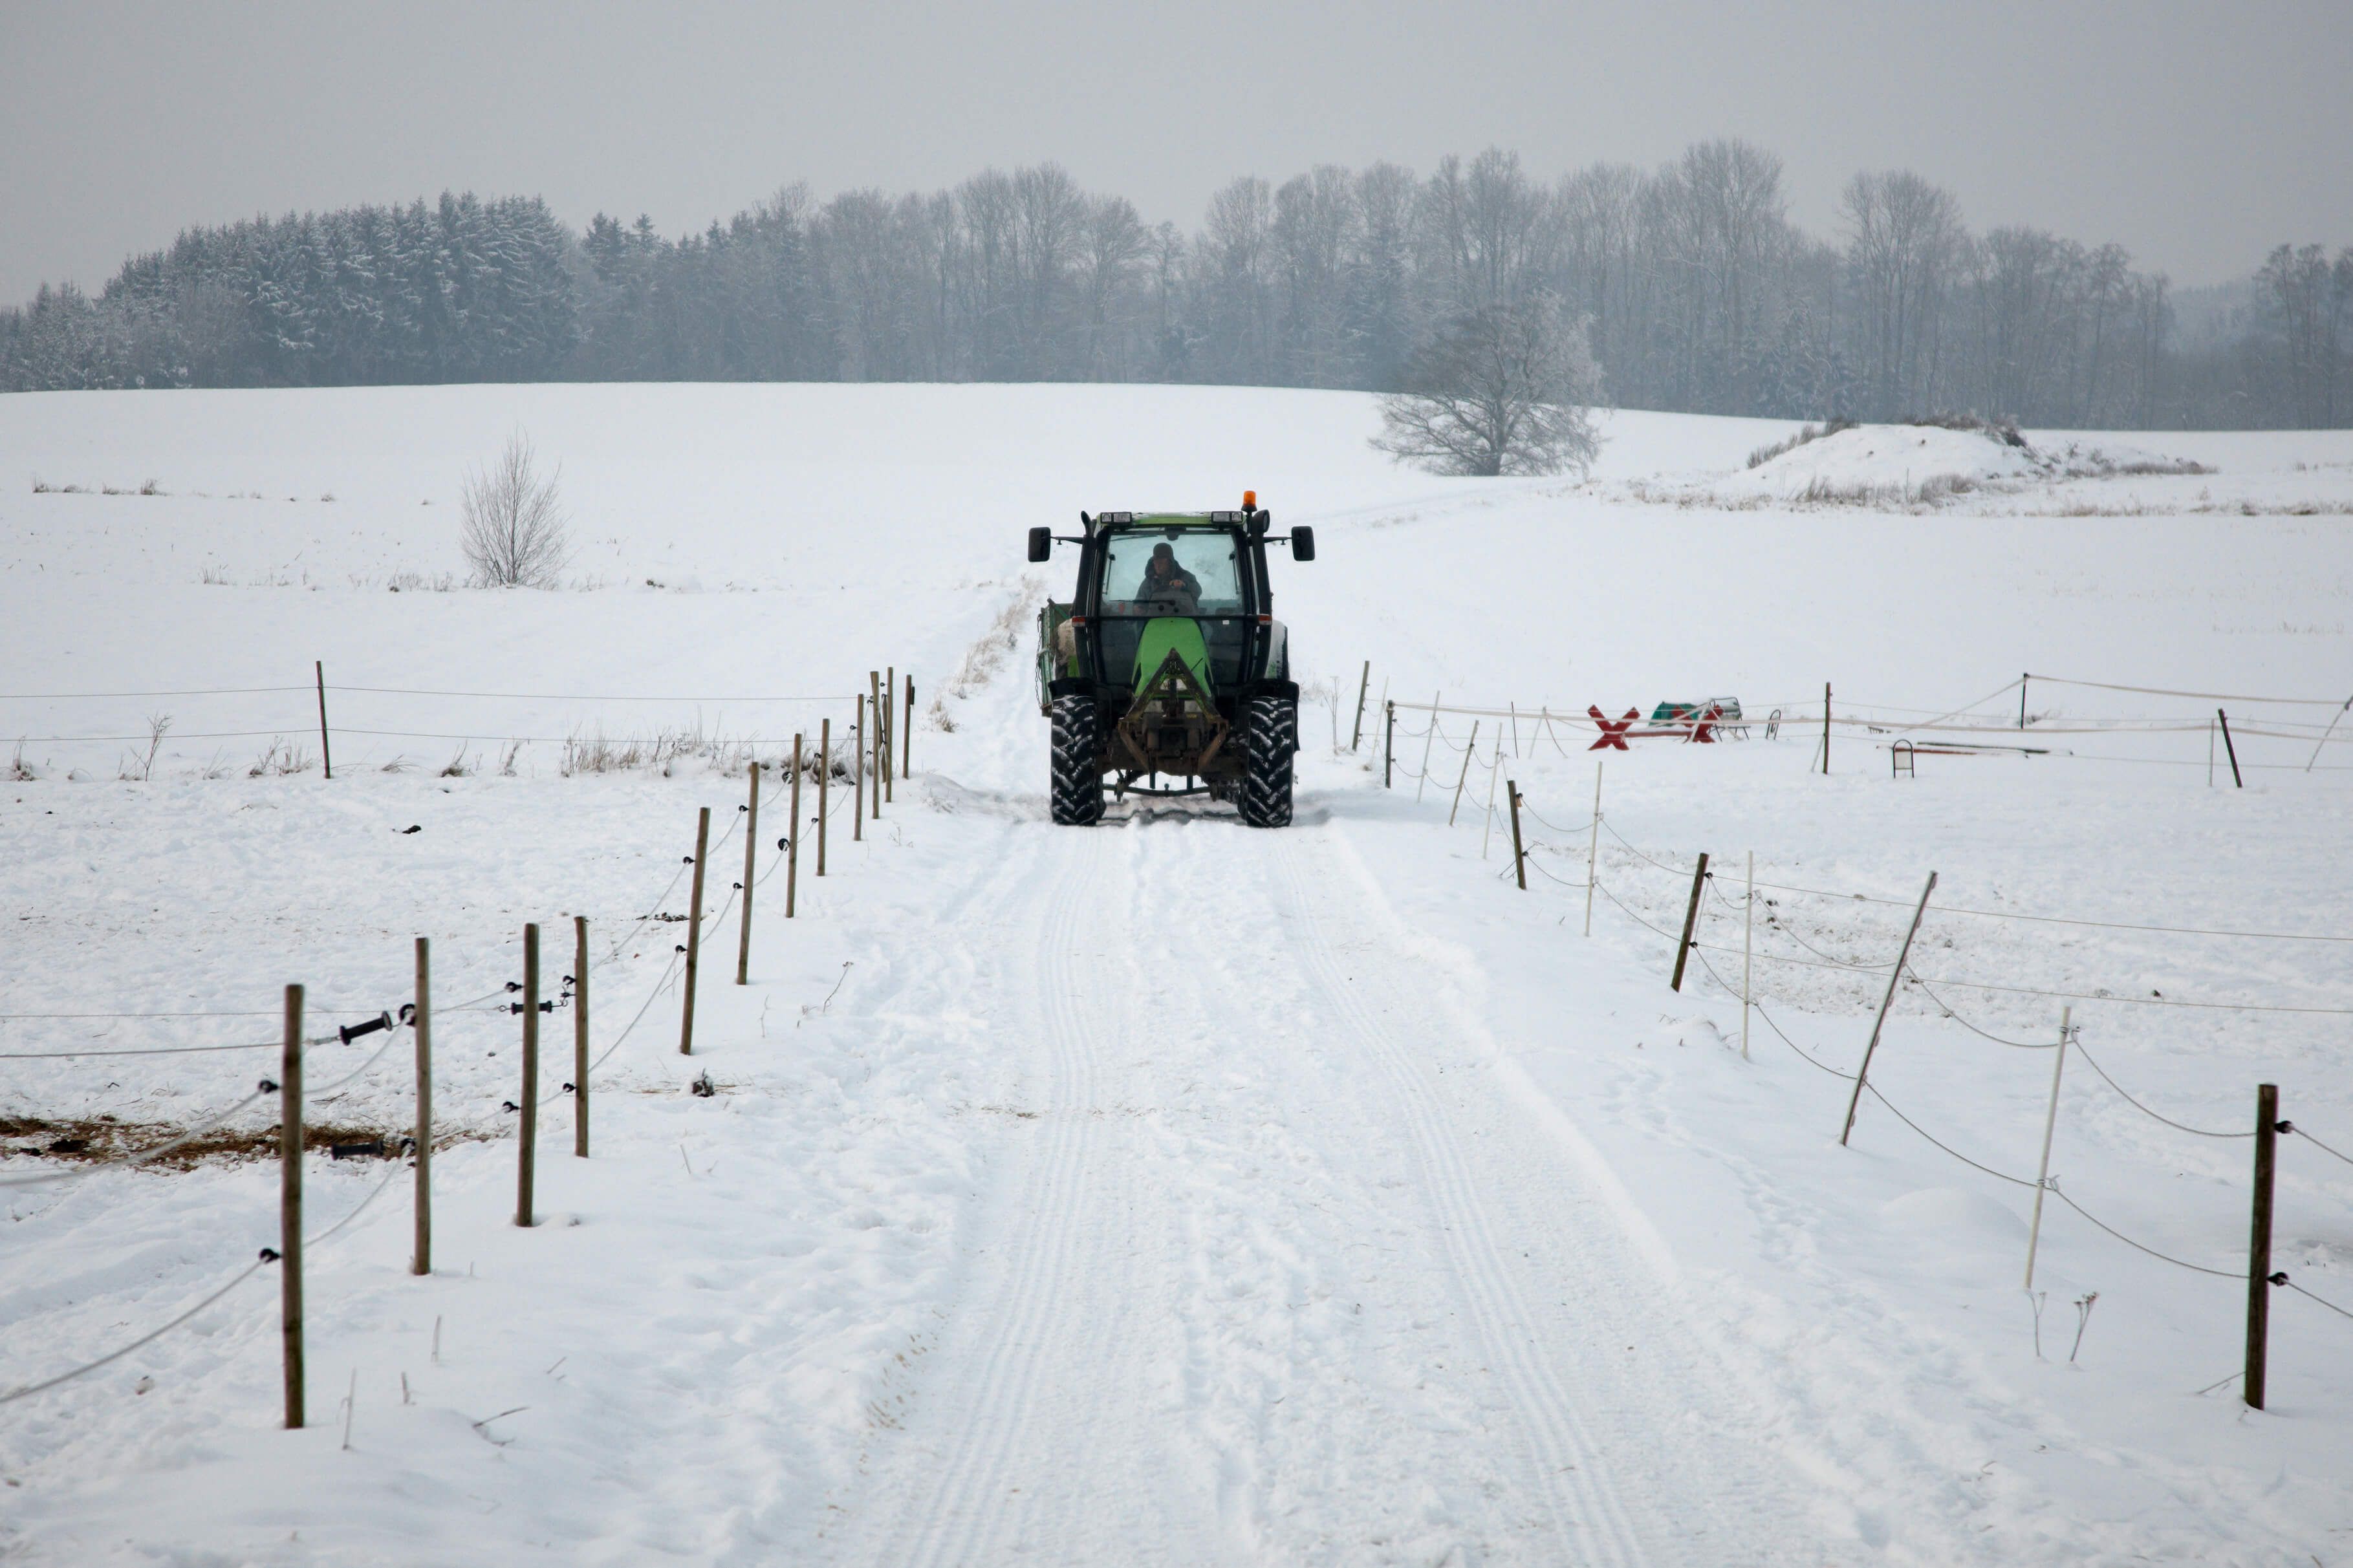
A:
[5,145,2347,429]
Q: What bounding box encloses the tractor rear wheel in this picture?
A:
[1237,693,1296,828]
[1050,693,1105,825]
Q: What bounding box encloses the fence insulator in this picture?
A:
[338,1011,393,1045]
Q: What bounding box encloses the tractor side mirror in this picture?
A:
[1026,526,1052,563]
[1290,525,1316,562]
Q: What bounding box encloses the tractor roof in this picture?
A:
[1092,511,1250,528]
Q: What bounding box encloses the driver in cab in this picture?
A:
[1138,542,1202,612]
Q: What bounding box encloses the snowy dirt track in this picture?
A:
[818,817,1823,1565]
[5,383,2351,1564]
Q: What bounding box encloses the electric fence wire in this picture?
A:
[2065,1036,2253,1140]
[1900,969,2059,1048]
[2290,1124,2353,1169]
[0,1039,338,1192]
[0,1135,420,1406]
[303,1150,410,1249]
[325,683,849,703]
[0,1254,274,1406]
[1682,945,2249,1282]
[2284,1280,2353,1325]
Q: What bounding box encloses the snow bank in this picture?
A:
[1715,420,2211,505]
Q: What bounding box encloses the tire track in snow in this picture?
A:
[1275,824,1834,1564]
[831,824,1219,1565]
[1273,829,1654,1567]
[852,826,1109,1565]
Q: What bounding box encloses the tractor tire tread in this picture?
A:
[1050,693,1105,826]
[1237,694,1296,828]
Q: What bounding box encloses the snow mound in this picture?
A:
[1715,421,2207,505]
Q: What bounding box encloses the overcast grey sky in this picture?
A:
[5,0,2348,305]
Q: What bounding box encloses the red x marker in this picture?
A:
[1588,705,1638,750]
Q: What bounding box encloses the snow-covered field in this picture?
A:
[3,383,2350,1565]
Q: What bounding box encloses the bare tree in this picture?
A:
[1373,295,1603,476]
[1843,170,1967,418]
[460,431,570,587]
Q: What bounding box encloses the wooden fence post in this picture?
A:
[517,922,538,1227]
[314,661,332,781]
[680,808,709,1055]
[736,760,759,985]
[281,983,305,1429]
[1350,660,1370,751]
[2218,707,2244,788]
[1506,781,1528,890]
[902,676,914,779]
[1383,701,1394,788]
[573,916,589,1158]
[2024,1007,2072,1290]
[1670,852,1710,991]
[1821,682,1832,775]
[817,719,830,876]
[884,666,896,803]
[786,734,803,918]
[411,941,430,1274]
[852,695,865,842]
[2246,1082,2280,1409]
[1841,871,1938,1146]
[1448,720,1480,825]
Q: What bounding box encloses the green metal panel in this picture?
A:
[1130,616,1212,695]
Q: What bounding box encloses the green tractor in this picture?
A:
[1029,493,1315,827]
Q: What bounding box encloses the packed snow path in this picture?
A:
[816,814,1825,1565]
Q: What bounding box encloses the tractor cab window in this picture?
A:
[1099,530,1245,618]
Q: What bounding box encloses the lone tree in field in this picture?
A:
[460,431,570,586]
[1372,296,1603,477]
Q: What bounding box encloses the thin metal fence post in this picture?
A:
[818,719,830,875]
[1583,761,1602,936]
[786,734,803,917]
[1350,660,1370,751]
[1416,691,1441,802]
[1742,851,1754,1059]
[2024,1007,2072,1290]
[1480,731,1502,859]
[2218,707,2244,788]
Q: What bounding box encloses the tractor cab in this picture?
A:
[1030,494,1314,826]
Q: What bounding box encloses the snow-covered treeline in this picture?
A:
[2,145,2347,430]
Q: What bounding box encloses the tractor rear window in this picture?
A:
[1100,531,1244,616]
